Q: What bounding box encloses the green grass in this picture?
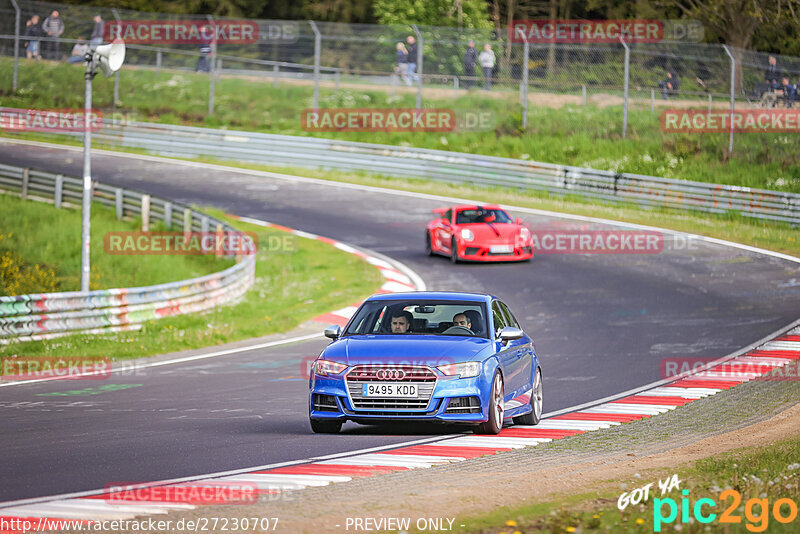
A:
[0,203,384,362]
[451,433,800,533]
[2,58,799,193]
[0,193,230,293]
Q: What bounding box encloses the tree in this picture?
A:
[374,0,492,28]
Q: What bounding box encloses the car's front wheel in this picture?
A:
[513,367,542,426]
[425,232,433,256]
[476,371,504,434]
[310,419,342,434]
[450,237,460,263]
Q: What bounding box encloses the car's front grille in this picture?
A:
[346,365,437,411]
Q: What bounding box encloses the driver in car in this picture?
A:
[391,310,413,333]
[452,312,472,330]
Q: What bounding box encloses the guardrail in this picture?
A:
[84,120,800,225]
[0,162,256,343]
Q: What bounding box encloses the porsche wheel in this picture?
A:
[476,371,504,434]
[450,237,460,263]
[513,367,542,426]
[425,232,433,256]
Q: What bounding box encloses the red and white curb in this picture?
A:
[229,216,423,327]
[2,326,797,530]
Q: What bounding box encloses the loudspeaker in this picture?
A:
[93,39,126,77]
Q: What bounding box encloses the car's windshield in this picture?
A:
[344,300,489,338]
[456,208,512,225]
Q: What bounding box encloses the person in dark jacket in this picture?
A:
[764,55,782,82]
[24,15,42,61]
[463,39,477,89]
[780,76,796,108]
[42,10,64,60]
[659,71,680,99]
[406,35,417,86]
[90,15,104,47]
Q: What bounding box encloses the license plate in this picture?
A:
[490,244,514,253]
[362,383,418,398]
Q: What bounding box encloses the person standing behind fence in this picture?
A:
[463,39,477,89]
[478,43,495,90]
[42,11,64,60]
[90,15,104,47]
[195,26,213,72]
[24,15,42,61]
[394,42,409,85]
[406,35,417,86]
[764,55,782,82]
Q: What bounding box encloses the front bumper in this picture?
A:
[309,372,491,424]
[458,242,533,262]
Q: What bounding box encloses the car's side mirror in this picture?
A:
[515,217,523,225]
[498,326,524,344]
[324,325,341,339]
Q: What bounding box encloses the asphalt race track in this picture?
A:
[1,141,798,502]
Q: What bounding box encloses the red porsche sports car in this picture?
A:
[425,205,534,262]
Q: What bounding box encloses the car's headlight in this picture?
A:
[437,361,482,378]
[314,359,347,376]
[460,229,474,242]
[518,227,531,241]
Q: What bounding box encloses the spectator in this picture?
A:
[659,71,680,100]
[68,37,88,64]
[780,76,795,107]
[764,55,782,82]
[478,43,495,90]
[42,10,64,60]
[195,25,213,72]
[394,42,408,85]
[24,15,42,61]
[90,15,104,47]
[463,39,477,89]
[406,35,417,86]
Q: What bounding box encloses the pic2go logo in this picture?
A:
[654,489,798,532]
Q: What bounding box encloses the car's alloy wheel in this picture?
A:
[476,372,504,434]
[425,232,433,256]
[513,367,542,426]
[310,419,342,434]
[450,237,459,263]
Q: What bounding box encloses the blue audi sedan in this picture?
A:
[308,292,542,434]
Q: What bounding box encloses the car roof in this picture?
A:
[364,291,496,303]
[451,204,502,211]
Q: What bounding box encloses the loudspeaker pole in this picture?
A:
[80,60,96,292]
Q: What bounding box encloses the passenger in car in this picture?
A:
[391,310,413,333]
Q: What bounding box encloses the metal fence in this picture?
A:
[4,0,800,131]
[77,119,800,225]
[0,162,256,343]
